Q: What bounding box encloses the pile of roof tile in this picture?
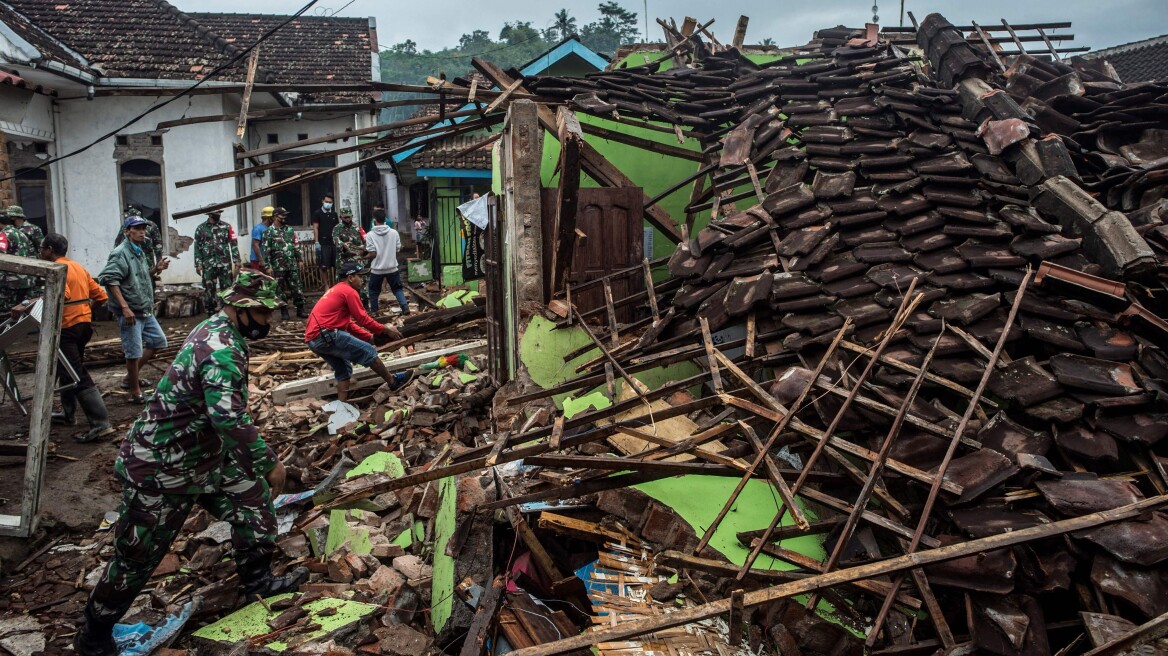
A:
[508,14,1168,655]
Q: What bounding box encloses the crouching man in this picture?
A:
[74,272,308,656]
[305,261,410,402]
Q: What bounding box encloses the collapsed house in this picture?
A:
[2,12,1168,656]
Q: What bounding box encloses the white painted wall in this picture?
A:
[52,96,365,284]
[54,94,236,283]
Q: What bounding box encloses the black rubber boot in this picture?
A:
[76,387,115,443]
[236,550,309,600]
[53,390,77,426]
[73,600,118,656]
[295,305,309,319]
[281,307,290,321]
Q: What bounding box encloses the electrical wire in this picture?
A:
[0,0,322,183]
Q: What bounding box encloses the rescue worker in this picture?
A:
[9,205,43,250]
[305,261,409,402]
[73,271,308,656]
[250,206,275,271]
[332,206,367,307]
[261,207,308,321]
[114,208,164,269]
[193,209,241,315]
[0,206,34,311]
[38,233,115,441]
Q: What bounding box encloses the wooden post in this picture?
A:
[503,100,545,306]
[235,46,261,142]
[549,107,583,297]
[0,255,66,537]
[732,16,750,49]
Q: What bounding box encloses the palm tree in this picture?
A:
[553,9,578,40]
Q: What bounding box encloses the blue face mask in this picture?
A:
[323,203,333,211]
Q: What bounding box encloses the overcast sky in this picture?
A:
[181,0,1165,54]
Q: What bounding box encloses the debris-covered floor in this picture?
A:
[5,13,1168,656]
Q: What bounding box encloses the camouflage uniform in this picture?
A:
[333,217,368,306]
[17,221,43,250]
[80,273,303,649]
[193,216,241,313]
[261,222,304,308]
[114,219,164,269]
[0,222,34,310]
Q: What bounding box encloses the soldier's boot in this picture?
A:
[236,550,309,599]
[73,599,118,656]
[75,387,115,443]
[296,305,309,319]
[52,389,77,426]
[280,307,290,321]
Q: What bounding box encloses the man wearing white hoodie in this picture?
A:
[363,208,409,315]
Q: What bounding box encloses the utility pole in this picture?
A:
[644,0,649,41]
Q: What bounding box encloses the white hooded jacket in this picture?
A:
[364,223,402,274]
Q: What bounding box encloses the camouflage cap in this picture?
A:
[340,207,354,218]
[5,206,24,218]
[124,207,143,218]
[220,270,285,309]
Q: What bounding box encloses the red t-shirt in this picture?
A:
[304,282,385,343]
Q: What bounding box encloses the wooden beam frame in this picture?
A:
[549,107,583,297]
[0,255,66,537]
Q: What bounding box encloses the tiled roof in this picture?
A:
[411,134,494,170]
[4,0,260,81]
[188,12,375,101]
[1083,34,1168,83]
[0,1,93,75]
[1,0,375,94]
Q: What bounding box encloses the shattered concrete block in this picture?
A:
[456,476,488,513]
[640,502,686,547]
[370,543,405,561]
[596,488,651,529]
[360,565,406,594]
[391,554,432,581]
[374,624,433,656]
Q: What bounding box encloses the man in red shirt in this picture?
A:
[305,261,409,401]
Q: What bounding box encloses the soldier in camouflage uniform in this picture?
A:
[261,207,308,320]
[73,271,308,656]
[0,208,34,311]
[114,208,164,269]
[8,205,43,250]
[332,206,368,307]
[193,209,241,315]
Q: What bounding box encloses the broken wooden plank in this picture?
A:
[549,106,584,297]
[460,575,505,656]
[502,494,1168,656]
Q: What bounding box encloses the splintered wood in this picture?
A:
[588,544,754,656]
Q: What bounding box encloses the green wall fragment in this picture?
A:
[192,594,377,652]
[431,476,458,633]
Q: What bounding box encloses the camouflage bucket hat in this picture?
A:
[6,206,24,218]
[220,270,285,309]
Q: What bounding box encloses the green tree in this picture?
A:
[458,30,493,51]
[580,2,640,55]
[551,9,578,40]
[499,21,540,45]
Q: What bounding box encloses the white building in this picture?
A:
[0,0,382,284]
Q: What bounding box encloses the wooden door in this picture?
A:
[542,186,644,322]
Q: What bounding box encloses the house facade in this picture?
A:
[0,0,381,284]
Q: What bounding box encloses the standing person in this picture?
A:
[311,194,338,284]
[114,208,164,269]
[193,209,241,316]
[305,262,409,402]
[250,207,275,271]
[25,233,115,442]
[72,272,308,656]
[99,215,170,403]
[9,206,43,251]
[365,208,409,316]
[0,206,34,311]
[262,207,308,321]
[332,206,367,307]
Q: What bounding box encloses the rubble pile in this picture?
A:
[491,14,1168,655]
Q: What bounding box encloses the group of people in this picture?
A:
[0,200,422,655]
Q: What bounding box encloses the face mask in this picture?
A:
[323,203,333,211]
[236,310,271,340]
